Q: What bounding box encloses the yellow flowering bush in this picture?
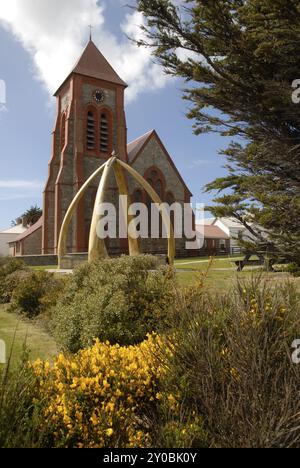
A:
[32,334,166,448]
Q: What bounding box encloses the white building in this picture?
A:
[0,224,28,257]
[212,217,258,253]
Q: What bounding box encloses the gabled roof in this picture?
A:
[127,130,192,197]
[10,217,43,243]
[55,40,127,95]
[214,217,246,229]
[196,218,216,226]
[197,225,229,240]
[127,130,154,163]
[0,224,27,235]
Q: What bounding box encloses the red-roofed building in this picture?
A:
[197,224,230,255]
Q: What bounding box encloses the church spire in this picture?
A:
[54,39,127,95]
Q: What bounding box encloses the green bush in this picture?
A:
[11,271,66,319]
[0,270,32,304]
[0,258,29,303]
[0,257,27,276]
[287,263,300,277]
[51,255,176,352]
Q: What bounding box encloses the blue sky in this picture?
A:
[0,0,229,230]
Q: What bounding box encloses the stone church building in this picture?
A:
[10,40,194,260]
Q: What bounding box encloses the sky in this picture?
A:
[0,0,229,230]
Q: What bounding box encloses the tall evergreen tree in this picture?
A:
[136,0,300,262]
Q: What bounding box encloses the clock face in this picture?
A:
[93,89,105,103]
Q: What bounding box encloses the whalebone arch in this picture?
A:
[57,155,175,268]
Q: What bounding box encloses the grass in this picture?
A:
[0,305,57,367]
[175,255,243,271]
[174,256,300,290]
[30,265,56,271]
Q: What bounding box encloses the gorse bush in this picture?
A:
[50,256,175,352]
[155,277,300,448]
[32,334,165,448]
[11,271,66,319]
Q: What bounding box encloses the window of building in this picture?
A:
[86,110,95,151]
[220,239,226,252]
[100,112,109,153]
[144,167,165,201]
[166,191,175,228]
[144,167,166,238]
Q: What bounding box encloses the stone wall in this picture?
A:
[22,228,42,256]
[129,135,195,258]
[17,254,58,267]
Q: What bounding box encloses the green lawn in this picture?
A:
[175,256,244,271]
[30,265,56,271]
[174,256,298,290]
[0,306,57,367]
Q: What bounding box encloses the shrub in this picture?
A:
[0,258,29,304]
[50,256,175,352]
[31,334,165,448]
[154,277,300,448]
[11,271,66,319]
[287,263,300,277]
[0,270,31,304]
[0,257,27,276]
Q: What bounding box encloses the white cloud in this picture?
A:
[0,180,43,189]
[0,0,169,102]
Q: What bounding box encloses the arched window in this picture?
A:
[144,167,165,201]
[86,110,96,151]
[99,111,110,154]
[166,192,175,229]
[144,167,166,238]
[155,180,163,199]
[61,113,66,151]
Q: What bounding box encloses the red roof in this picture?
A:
[197,225,229,240]
[11,216,43,243]
[55,40,127,95]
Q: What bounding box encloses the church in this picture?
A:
[10,40,194,261]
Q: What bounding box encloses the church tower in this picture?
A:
[42,40,128,254]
